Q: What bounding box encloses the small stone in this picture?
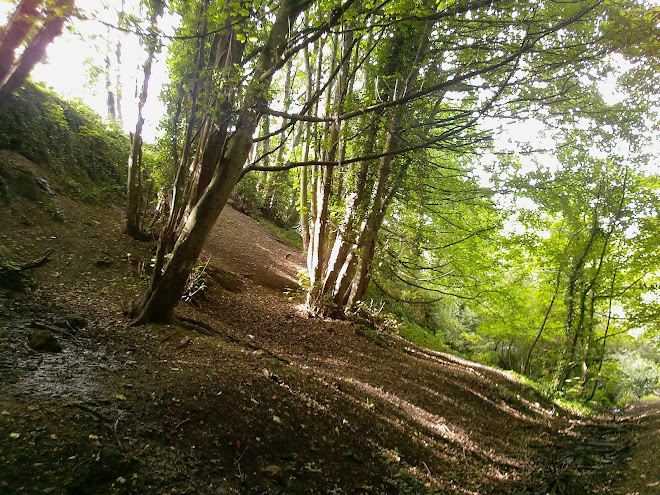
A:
[28,329,62,353]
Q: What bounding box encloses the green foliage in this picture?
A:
[230,172,263,218]
[397,320,450,353]
[610,351,660,402]
[257,217,304,251]
[0,82,129,200]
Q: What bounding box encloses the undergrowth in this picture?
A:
[0,81,129,201]
[257,217,304,251]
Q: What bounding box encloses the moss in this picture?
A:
[0,82,129,202]
[28,329,62,353]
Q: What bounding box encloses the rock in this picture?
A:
[95,257,113,267]
[35,176,56,196]
[28,329,62,353]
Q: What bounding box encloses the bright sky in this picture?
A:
[0,0,178,142]
[1,0,659,158]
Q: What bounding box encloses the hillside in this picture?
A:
[0,149,657,494]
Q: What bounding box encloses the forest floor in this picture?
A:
[1,149,659,494]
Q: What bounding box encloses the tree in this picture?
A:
[131,0,348,323]
[277,0,622,315]
[0,0,75,107]
[125,0,165,239]
[133,0,659,328]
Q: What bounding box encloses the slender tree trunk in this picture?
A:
[103,23,117,121]
[115,0,125,125]
[132,0,310,324]
[300,138,310,250]
[163,0,209,248]
[523,268,562,374]
[299,40,322,251]
[306,22,430,314]
[556,217,600,390]
[307,32,347,307]
[125,4,163,239]
[585,269,617,402]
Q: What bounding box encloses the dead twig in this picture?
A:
[66,403,125,452]
[66,402,113,423]
[175,417,191,429]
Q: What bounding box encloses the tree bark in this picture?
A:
[132,0,311,324]
[0,0,44,85]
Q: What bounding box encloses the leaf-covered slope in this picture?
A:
[0,172,630,494]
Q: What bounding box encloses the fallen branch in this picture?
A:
[66,402,125,452]
[20,248,55,271]
[66,402,113,423]
[178,316,292,365]
[1,249,55,287]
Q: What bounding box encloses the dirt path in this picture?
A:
[599,401,660,494]
[0,151,653,494]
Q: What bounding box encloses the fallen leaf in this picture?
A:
[273,415,282,424]
[115,394,127,401]
[10,432,20,439]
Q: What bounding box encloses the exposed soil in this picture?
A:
[600,402,660,495]
[1,150,658,494]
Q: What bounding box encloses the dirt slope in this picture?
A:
[600,402,660,494]
[1,150,652,494]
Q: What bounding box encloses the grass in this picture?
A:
[396,320,450,353]
[257,217,304,251]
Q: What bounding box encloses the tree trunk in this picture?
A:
[300,143,310,250]
[165,0,209,239]
[305,21,430,314]
[0,0,44,85]
[115,0,125,125]
[523,267,562,374]
[0,0,73,105]
[132,0,311,324]
[125,4,162,239]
